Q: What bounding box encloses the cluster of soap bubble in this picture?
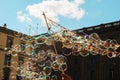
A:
[6,29,119,79]
[4,16,120,80]
[50,30,120,58]
[5,36,68,80]
[44,17,120,58]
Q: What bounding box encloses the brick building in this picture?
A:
[67,20,120,80]
[0,24,23,80]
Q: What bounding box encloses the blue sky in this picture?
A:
[0,0,120,35]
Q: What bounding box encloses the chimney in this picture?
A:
[3,24,7,28]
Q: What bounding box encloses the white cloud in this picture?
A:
[16,0,85,35]
[17,11,31,23]
[26,0,85,22]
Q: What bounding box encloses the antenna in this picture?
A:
[36,23,39,34]
[29,25,31,36]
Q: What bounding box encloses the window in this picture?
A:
[18,54,24,66]
[109,68,114,80]
[18,43,25,66]
[90,70,95,80]
[2,67,11,80]
[6,36,13,49]
[4,54,12,66]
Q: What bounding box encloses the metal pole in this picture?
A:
[42,12,58,54]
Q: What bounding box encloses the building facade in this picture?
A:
[0,24,22,80]
[66,20,120,80]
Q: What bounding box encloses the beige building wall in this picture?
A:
[0,32,7,49]
[0,32,7,79]
[0,51,5,79]
[9,36,20,80]
[0,28,22,80]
